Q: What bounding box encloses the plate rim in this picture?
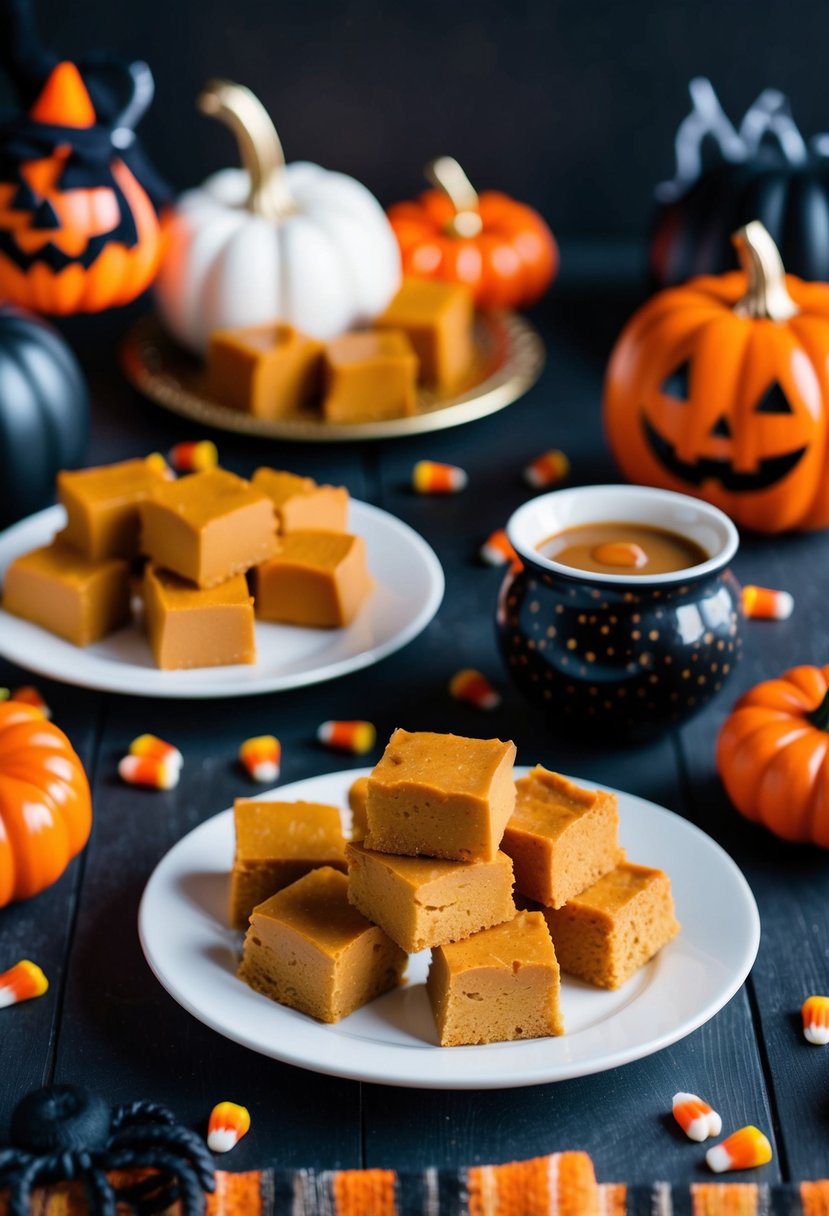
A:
[121,311,545,443]
[0,502,444,699]
[138,768,761,1090]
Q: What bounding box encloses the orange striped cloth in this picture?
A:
[2,1152,828,1213]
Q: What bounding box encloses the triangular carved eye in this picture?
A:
[659,360,690,401]
[755,381,793,415]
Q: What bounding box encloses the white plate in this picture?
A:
[138,769,760,1089]
[0,503,443,698]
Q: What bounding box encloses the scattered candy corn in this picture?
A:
[239,735,281,783]
[672,1092,722,1142]
[412,460,468,494]
[169,440,218,474]
[5,686,51,718]
[523,449,570,490]
[118,754,181,791]
[317,720,376,754]
[706,1126,772,1173]
[129,734,183,769]
[449,668,501,710]
[802,995,829,1044]
[207,1101,250,1153]
[0,960,48,1008]
[741,585,794,621]
[480,529,520,568]
[146,452,173,478]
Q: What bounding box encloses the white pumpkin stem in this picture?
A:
[198,79,297,221]
[732,221,798,321]
[426,156,483,238]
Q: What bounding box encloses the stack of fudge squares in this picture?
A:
[235,729,680,1047]
[3,457,371,668]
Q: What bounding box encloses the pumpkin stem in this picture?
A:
[426,156,483,238]
[732,221,799,322]
[808,688,829,732]
[197,79,297,222]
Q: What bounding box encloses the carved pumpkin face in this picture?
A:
[605,226,829,533]
[0,62,162,314]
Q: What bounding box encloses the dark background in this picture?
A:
[7,0,829,239]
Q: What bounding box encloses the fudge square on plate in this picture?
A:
[142,564,255,670]
[363,729,517,862]
[541,860,680,989]
[251,468,349,534]
[237,867,407,1023]
[229,799,347,929]
[3,539,131,646]
[345,841,516,952]
[501,767,620,908]
[139,467,277,589]
[207,323,323,419]
[57,457,171,561]
[427,910,564,1046]
[254,530,370,628]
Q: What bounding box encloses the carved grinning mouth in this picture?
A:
[643,415,807,493]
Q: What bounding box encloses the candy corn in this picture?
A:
[168,440,218,474]
[706,1126,772,1173]
[741,585,794,621]
[239,735,281,783]
[449,668,501,710]
[802,995,829,1044]
[0,960,48,1008]
[412,460,468,494]
[317,720,376,754]
[480,529,520,568]
[118,754,181,791]
[207,1101,250,1153]
[672,1092,722,1142]
[7,686,51,718]
[129,734,183,768]
[523,449,570,490]
[146,452,173,478]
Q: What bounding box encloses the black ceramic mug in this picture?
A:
[497,485,743,741]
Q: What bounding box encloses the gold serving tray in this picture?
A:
[120,311,544,442]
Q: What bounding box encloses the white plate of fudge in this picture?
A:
[138,732,761,1089]
[0,459,444,697]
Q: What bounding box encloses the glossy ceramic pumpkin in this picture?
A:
[605,222,829,533]
[0,701,92,906]
[154,79,401,355]
[387,157,557,309]
[0,304,89,525]
[651,78,829,288]
[0,60,162,313]
[717,665,829,846]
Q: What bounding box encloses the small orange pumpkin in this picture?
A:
[604,222,829,533]
[717,664,829,845]
[0,61,163,314]
[387,157,557,309]
[0,701,91,905]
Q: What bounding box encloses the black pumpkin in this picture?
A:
[0,305,89,526]
[650,78,829,288]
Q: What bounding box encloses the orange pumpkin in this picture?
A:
[0,701,91,906]
[0,61,163,314]
[604,222,829,533]
[387,157,557,309]
[717,665,829,846]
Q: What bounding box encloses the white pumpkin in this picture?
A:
[155,79,401,355]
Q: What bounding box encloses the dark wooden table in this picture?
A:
[3,244,827,1187]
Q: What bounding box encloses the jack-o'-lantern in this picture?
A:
[154,79,401,355]
[604,222,829,533]
[0,59,164,313]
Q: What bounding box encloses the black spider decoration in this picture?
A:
[0,1084,215,1216]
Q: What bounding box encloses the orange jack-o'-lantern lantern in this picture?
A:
[0,60,163,313]
[604,222,829,533]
